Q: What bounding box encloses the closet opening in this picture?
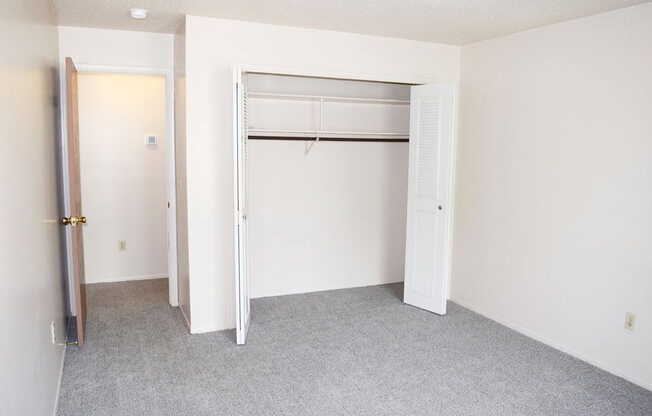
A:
[233,69,455,344]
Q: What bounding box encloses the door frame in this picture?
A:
[231,63,456,342]
[59,63,179,311]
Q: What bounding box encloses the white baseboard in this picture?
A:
[179,304,191,332]
[450,297,652,392]
[251,277,405,299]
[190,323,228,334]
[52,343,66,416]
[179,303,227,334]
[87,273,167,284]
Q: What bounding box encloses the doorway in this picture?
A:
[60,61,178,345]
[78,73,169,282]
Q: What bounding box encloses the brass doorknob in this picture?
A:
[61,216,86,226]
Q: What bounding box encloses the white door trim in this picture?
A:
[236,63,437,86]
[230,64,459,341]
[58,63,179,309]
[233,65,252,344]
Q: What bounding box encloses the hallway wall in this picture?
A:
[77,73,168,283]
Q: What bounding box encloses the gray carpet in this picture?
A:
[57,279,652,416]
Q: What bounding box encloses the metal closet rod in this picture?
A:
[248,136,408,143]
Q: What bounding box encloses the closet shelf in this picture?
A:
[248,129,409,140]
[248,91,410,105]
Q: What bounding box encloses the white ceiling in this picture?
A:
[51,0,650,45]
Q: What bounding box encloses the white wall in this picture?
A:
[77,73,168,283]
[182,15,460,332]
[58,26,173,68]
[0,0,67,414]
[250,140,409,298]
[453,3,652,390]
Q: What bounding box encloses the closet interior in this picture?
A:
[244,73,412,300]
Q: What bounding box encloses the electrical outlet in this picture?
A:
[625,312,636,331]
[51,321,56,344]
[118,240,127,252]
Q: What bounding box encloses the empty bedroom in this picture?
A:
[1,0,651,415]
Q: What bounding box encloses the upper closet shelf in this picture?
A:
[248,91,410,105]
[248,129,408,140]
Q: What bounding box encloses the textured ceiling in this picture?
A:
[51,0,650,45]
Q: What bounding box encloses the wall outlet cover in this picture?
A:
[118,240,127,252]
[625,312,636,331]
[145,134,158,145]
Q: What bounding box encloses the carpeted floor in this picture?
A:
[57,279,652,415]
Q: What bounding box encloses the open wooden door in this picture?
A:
[62,57,87,346]
[404,84,454,315]
[233,68,251,345]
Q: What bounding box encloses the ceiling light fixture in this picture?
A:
[130,8,147,20]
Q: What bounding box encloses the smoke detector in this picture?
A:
[130,8,147,20]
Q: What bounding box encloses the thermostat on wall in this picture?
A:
[145,134,158,145]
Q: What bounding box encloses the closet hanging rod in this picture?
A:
[248,135,408,143]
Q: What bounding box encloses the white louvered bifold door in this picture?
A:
[234,68,250,344]
[404,84,454,315]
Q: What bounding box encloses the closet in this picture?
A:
[233,69,454,344]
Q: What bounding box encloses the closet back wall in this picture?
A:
[249,143,408,298]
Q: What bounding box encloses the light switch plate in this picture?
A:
[118,240,127,252]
